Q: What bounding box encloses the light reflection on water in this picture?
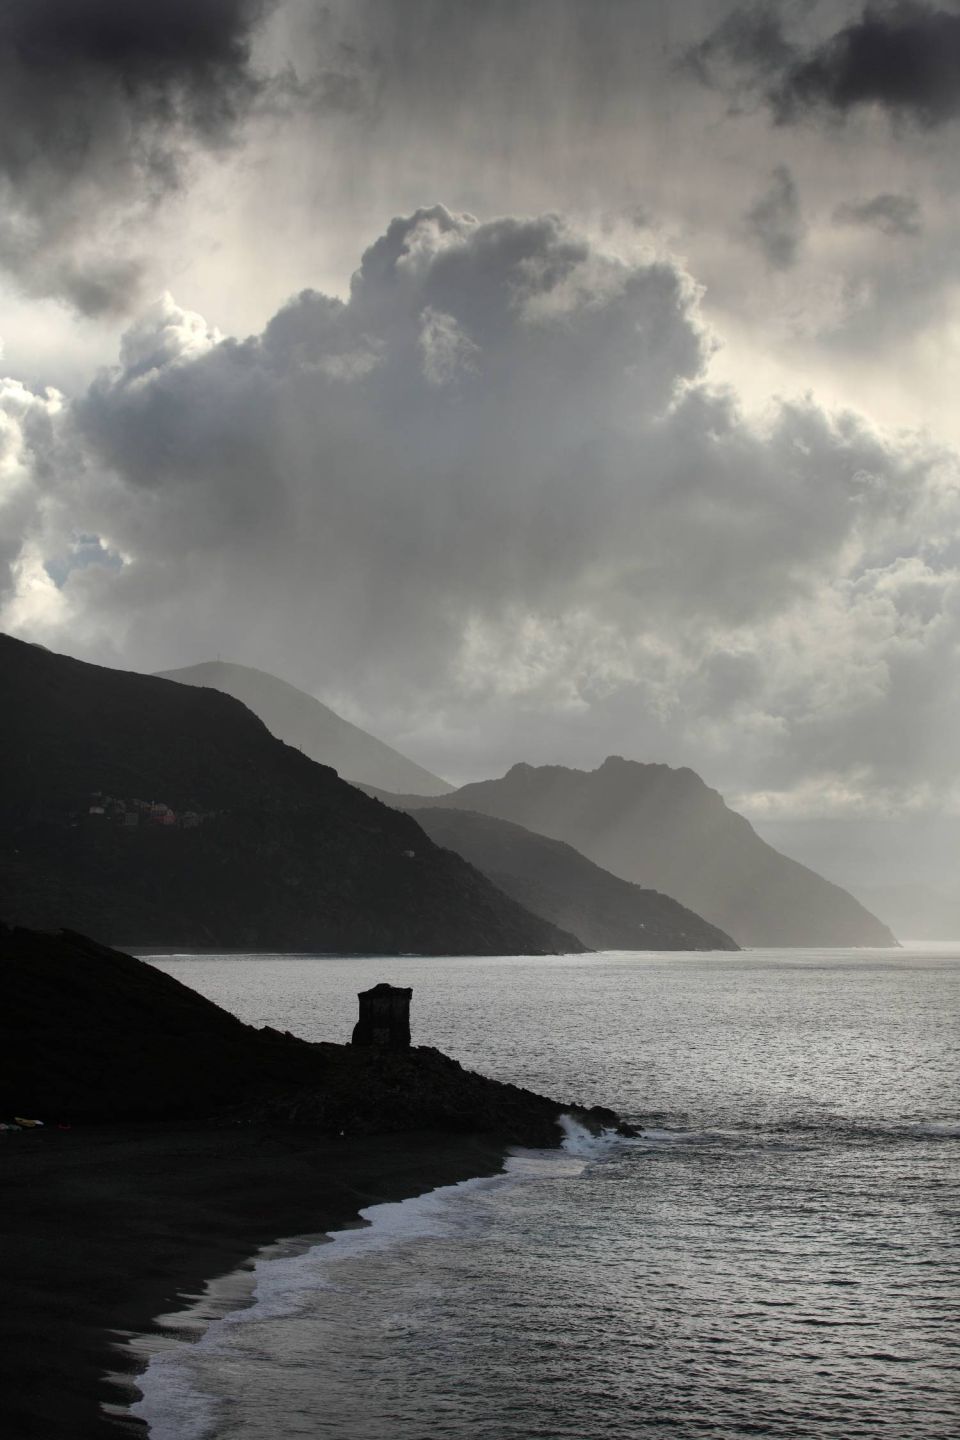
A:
[139,949,960,1439]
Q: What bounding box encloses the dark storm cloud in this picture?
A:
[0,0,277,311]
[691,2,960,129]
[0,0,271,133]
[744,166,805,267]
[5,205,957,813]
[772,2,960,127]
[834,192,924,235]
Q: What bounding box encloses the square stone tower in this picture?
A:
[351,982,412,1048]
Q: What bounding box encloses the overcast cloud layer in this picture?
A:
[0,0,287,313]
[1,0,959,896]
[4,205,959,826]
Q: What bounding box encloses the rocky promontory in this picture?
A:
[0,925,630,1438]
[1,924,623,1144]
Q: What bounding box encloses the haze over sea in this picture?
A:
[134,948,959,1440]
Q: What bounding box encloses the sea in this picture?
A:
[126,947,959,1439]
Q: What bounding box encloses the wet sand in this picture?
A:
[0,1123,510,1440]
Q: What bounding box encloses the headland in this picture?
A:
[0,925,627,1439]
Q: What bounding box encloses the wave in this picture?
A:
[558,1114,628,1158]
[125,1125,619,1440]
[625,1116,960,1147]
[900,1120,960,1138]
[555,1114,713,1156]
[774,1116,960,1144]
[636,1126,731,1145]
[127,1169,509,1440]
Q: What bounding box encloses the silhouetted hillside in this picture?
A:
[157,660,453,795]
[375,758,897,948]
[406,807,738,950]
[0,636,581,954]
[0,925,614,1142]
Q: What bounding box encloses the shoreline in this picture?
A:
[128,948,449,958]
[120,1162,542,1440]
[0,1123,515,1440]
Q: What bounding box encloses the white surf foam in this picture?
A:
[637,1126,727,1144]
[558,1114,627,1159]
[124,1126,613,1440]
[127,1170,503,1440]
[560,1115,725,1153]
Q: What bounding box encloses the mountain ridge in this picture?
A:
[405,805,738,950]
[368,756,898,948]
[0,635,581,954]
[156,659,453,796]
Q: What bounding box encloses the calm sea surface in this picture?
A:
[132,948,959,1439]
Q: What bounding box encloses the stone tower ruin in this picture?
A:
[351,982,412,1048]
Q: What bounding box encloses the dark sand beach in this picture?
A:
[0,1123,511,1440]
[0,929,609,1438]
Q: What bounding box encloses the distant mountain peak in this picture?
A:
[156,658,453,797]
[403,805,738,952]
[377,754,897,948]
[0,634,580,954]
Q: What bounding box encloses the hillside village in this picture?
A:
[72,793,211,831]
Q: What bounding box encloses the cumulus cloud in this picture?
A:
[690,2,960,130]
[3,204,960,817]
[0,0,279,312]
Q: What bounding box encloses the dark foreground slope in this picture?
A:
[381,758,897,948]
[158,659,454,795]
[1,1128,514,1440]
[1,925,607,1140]
[406,807,738,950]
[1,926,622,1440]
[0,636,580,953]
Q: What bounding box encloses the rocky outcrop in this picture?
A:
[226,1043,628,1145]
[0,925,629,1145]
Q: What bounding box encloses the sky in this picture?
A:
[2,0,960,899]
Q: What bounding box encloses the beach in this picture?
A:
[0,927,607,1440]
[0,1123,511,1440]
